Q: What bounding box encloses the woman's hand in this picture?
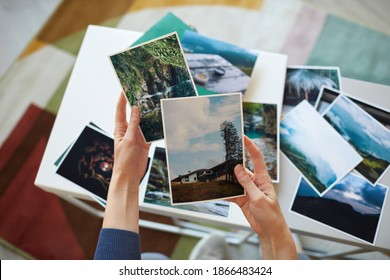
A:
[102,93,150,233]
[112,93,150,189]
[230,136,297,259]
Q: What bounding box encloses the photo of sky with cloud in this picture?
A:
[280,100,362,195]
[292,173,388,243]
[161,93,242,180]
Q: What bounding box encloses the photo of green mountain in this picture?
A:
[110,32,197,142]
[280,101,362,195]
[323,95,390,185]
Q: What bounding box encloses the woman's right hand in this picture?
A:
[229,136,297,259]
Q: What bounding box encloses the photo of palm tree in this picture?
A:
[110,32,197,142]
[323,95,390,185]
[161,93,245,204]
[282,66,341,115]
[291,173,388,244]
[242,102,279,182]
[280,100,362,195]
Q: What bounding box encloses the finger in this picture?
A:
[245,167,254,177]
[115,92,128,125]
[136,127,151,148]
[125,106,141,140]
[235,164,264,201]
[244,136,268,176]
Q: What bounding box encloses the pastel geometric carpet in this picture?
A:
[0,0,389,259]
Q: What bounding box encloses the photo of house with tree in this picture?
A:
[161,93,245,204]
[144,147,231,217]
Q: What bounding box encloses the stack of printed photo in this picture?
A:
[55,13,284,218]
[108,12,283,214]
[281,68,390,244]
[55,12,390,239]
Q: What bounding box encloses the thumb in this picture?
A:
[234,164,263,201]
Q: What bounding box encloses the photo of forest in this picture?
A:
[282,67,340,115]
[280,101,362,195]
[161,93,245,204]
[110,32,197,142]
[242,102,278,181]
[144,147,230,217]
[291,173,388,243]
[323,95,390,185]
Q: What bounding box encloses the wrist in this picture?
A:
[258,220,297,260]
[268,223,297,259]
[102,172,140,233]
[109,171,140,196]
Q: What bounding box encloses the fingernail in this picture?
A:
[236,165,245,177]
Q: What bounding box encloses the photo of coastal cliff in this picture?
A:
[110,32,197,142]
[181,30,259,94]
[291,173,388,244]
[280,101,362,195]
[242,102,279,182]
[161,93,245,204]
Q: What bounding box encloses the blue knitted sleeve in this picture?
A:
[94,228,141,260]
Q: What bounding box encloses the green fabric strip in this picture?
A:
[308,15,390,86]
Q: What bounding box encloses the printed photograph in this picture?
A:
[323,95,390,185]
[280,100,362,195]
[161,93,245,204]
[56,125,114,200]
[144,147,230,217]
[242,102,279,182]
[181,30,259,94]
[291,173,388,244]
[282,66,341,115]
[316,86,390,130]
[314,86,339,115]
[110,32,197,142]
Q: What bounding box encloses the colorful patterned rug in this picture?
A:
[0,0,389,259]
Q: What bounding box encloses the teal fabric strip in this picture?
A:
[308,15,390,86]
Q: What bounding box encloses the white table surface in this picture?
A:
[35,25,390,251]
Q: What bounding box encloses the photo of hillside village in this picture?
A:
[110,32,197,142]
